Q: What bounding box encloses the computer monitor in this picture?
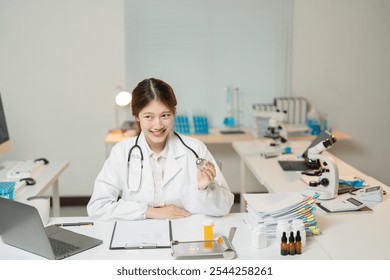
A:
[0,92,11,169]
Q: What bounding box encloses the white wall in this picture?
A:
[0,0,126,196]
[123,0,292,128]
[292,0,390,185]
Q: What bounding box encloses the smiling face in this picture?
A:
[136,100,174,153]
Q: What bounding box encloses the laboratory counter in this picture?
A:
[1,206,389,260]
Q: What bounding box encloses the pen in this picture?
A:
[54,222,94,227]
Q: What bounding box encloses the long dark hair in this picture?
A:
[131,78,177,133]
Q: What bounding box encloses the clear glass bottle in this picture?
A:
[251,224,267,249]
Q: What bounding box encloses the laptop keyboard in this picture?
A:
[49,238,81,256]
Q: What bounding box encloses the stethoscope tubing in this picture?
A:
[126,131,199,192]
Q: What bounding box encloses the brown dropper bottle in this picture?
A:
[295,231,302,254]
[289,232,296,255]
[281,232,288,256]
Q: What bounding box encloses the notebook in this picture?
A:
[278,130,332,171]
[0,197,102,259]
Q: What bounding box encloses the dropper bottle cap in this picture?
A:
[281,231,287,243]
[289,232,295,243]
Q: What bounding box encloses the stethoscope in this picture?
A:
[127,131,206,192]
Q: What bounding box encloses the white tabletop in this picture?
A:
[0,213,331,260]
[0,161,69,216]
[1,209,389,260]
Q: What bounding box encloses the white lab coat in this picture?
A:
[87,132,234,221]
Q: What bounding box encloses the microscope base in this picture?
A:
[260,143,282,159]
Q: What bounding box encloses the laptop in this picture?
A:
[278,130,332,171]
[0,197,102,259]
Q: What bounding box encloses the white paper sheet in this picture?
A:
[110,219,171,249]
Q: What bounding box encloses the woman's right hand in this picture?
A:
[146,205,192,219]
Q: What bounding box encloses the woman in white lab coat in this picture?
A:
[87,78,234,221]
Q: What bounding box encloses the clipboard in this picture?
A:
[109,219,172,249]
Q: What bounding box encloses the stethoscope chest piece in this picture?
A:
[196,158,206,169]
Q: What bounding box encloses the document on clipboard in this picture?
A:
[109,219,172,249]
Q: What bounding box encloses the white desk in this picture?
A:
[105,129,350,146]
[232,140,379,208]
[232,140,390,259]
[0,213,330,260]
[0,161,69,216]
[2,210,389,260]
[105,128,256,145]
[104,128,256,157]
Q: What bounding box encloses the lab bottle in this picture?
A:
[280,232,288,256]
[275,220,291,244]
[203,219,214,240]
[295,231,302,255]
[307,107,320,135]
[292,219,306,247]
[223,87,235,127]
[288,232,295,255]
[193,113,199,134]
[183,115,190,134]
[321,113,328,131]
[204,114,209,134]
[251,224,267,249]
[203,219,214,249]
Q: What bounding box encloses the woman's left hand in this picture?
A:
[197,160,216,190]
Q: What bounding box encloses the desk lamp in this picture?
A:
[115,90,132,106]
[115,88,134,132]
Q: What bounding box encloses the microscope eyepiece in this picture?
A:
[323,138,333,148]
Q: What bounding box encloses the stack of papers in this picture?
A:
[244,192,320,237]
